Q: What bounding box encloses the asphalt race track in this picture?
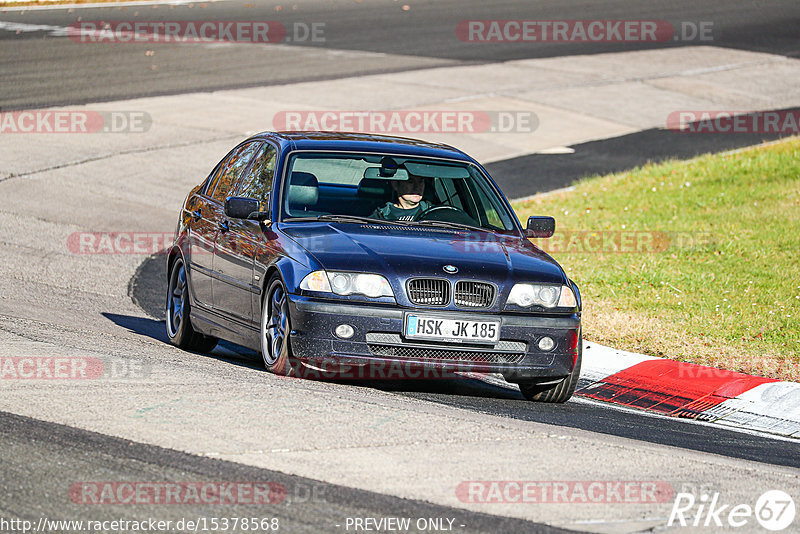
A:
[2,0,800,109]
[0,411,565,533]
[1,1,799,533]
[129,255,800,470]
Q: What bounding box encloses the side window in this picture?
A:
[238,143,277,210]
[477,192,503,228]
[203,152,234,196]
[466,177,508,230]
[209,142,260,203]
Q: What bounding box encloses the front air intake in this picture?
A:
[407,278,449,306]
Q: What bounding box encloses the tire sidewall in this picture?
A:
[261,275,293,375]
[166,258,192,346]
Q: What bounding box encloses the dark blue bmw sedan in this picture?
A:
[167,132,582,402]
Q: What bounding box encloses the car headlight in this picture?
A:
[299,270,331,292]
[300,271,394,298]
[507,284,577,308]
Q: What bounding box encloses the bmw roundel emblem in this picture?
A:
[443,265,458,274]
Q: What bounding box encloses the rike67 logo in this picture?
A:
[669,490,795,531]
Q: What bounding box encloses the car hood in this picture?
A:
[281,222,566,286]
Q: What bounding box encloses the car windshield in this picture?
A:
[281,152,518,232]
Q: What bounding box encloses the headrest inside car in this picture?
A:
[288,172,319,207]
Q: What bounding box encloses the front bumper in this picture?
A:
[287,294,580,380]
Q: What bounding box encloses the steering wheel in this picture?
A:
[413,205,464,221]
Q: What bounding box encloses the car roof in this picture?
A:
[249,131,474,162]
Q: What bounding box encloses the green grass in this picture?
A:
[513,137,800,380]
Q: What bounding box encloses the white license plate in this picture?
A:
[404,314,500,344]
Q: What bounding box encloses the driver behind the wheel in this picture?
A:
[370,173,432,221]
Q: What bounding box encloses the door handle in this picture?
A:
[191,209,202,222]
[218,220,230,233]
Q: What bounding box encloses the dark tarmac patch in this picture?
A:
[0,411,569,534]
[486,116,798,200]
[3,0,798,109]
[128,253,166,320]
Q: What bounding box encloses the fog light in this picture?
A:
[538,336,555,351]
[335,324,354,339]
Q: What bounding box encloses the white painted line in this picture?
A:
[0,20,68,35]
[0,18,294,49]
[0,0,203,11]
[510,186,576,205]
[537,146,575,154]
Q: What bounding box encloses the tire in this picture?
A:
[518,335,582,403]
[166,257,218,353]
[261,275,295,376]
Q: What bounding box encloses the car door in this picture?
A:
[207,141,262,322]
[213,141,278,324]
[187,153,237,308]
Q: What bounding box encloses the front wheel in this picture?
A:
[165,257,217,352]
[261,275,295,376]
[518,336,582,403]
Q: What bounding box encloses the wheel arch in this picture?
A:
[261,265,282,305]
[260,258,304,304]
[165,246,183,311]
[167,246,182,280]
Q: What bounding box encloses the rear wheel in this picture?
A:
[261,275,295,376]
[518,336,582,403]
[166,257,218,352]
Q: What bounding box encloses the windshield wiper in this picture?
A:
[410,219,490,233]
[286,214,409,226]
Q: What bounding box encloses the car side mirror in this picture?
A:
[525,216,555,238]
[224,196,270,221]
